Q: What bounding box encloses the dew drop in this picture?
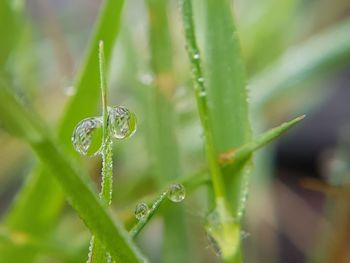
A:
[138,73,154,86]
[193,52,200,60]
[206,233,221,257]
[197,77,204,83]
[167,183,186,202]
[199,90,206,97]
[108,106,137,140]
[72,117,103,156]
[64,85,75,96]
[134,202,149,220]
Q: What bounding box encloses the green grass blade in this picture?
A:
[200,0,252,260]
[146,1,190,262]
[88,41,113,263]
[124,115,304,217]
[219,115,305,168]
[0,86,144,263]
[203,0,251,153]
[0,0,20,71]
[129,190,168,239]
[251,18,350,110]
[5,0,125,257]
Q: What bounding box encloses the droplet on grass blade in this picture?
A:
[199,90,206,97]
[72,117,103,156]
[193,52,200,60]
[134,202,149,220]
[167,183,186,202]
[197,77,204,83]
[108,106,137,140]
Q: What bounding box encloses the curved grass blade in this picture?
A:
[0,86,144,263]
[4,0,125,260]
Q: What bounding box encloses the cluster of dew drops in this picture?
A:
[71,106,186,221]
[134,183,186,221]
[72,106,137,156]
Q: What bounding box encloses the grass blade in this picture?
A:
[87,41,113,263]
[0,86,144,263]
[145,1,190,262]
[251,18,350,110]
[5,0,125,259]
[219,115,305,167]
[129,190,168,239]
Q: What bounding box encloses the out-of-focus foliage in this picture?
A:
[0,0,350,262]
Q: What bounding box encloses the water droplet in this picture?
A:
[64,86,75,96]
[72,117,103,156]
[197,77,204,83]
[167,183,185,202]
[199,90,206,97]
[193,52,200,60]
[134,202,149,220]
[240,230,250,240]
[138,73,154,86]
[108,106,137,140]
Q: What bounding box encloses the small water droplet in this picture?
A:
[167,183,185,202]
[138,73,154,86]
[197,77,204,83]
[108,106,137,140]
[64,86,75,96]
[134,202,149,220]
[193,52,200,60]
[240,230,250,240]
[72,117,103,156]
[199,90,206,97]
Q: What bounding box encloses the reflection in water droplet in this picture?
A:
[197,77,204,83]
[193,52,200,60]
[134,202,149,220]
[108,106,137,140]
[167,183,186,202]
[72,117,103,156]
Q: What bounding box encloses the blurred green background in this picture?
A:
[1,0,350,262]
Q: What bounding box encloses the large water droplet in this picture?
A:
[167,183,186,202]
[134,202,149,220]
[72,117,103,156]
[108,106,137,140]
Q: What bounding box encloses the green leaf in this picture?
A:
[0,0,20,71]
[0,86,144,263]
[145,1,190,262]
[4,0,125,258]
[251,18,350,110]
[219,115,305,168]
